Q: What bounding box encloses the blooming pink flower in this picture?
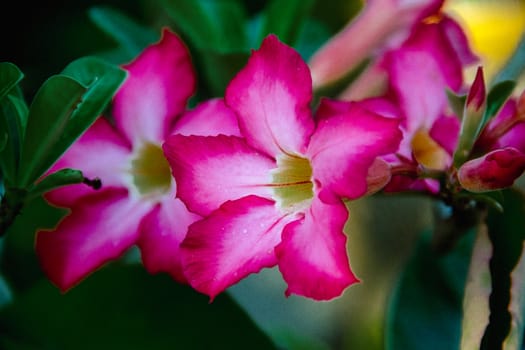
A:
[35,28,240,292]
[163,35,402,301]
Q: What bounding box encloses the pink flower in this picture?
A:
[457,76,525,192]
[309,0,444,90]
[35,28,240,292]
[163,35,402,301]
[375,15,477,193]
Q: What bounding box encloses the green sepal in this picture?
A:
[446,89,467,120]
[453,100,486,167]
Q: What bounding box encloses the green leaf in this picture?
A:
[259,0,315,45]
[459,224,492,350]
[0,265,277,349]
[27,168,89,201]
[18,57,126,187]
[17,75,87,188]
[0,85,29,186]
[446,89,467,121]
[0,63,23,101]
[386,229,476,350]
[483,80,516,124]
[482,188,525,349]
[160,0,248,51]
[199,50,250,96]
[88,6,158,61]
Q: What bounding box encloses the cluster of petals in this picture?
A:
[457,73,525,192]
[367,10,478,193]
[35,28,241,291]
[163,35,402,301]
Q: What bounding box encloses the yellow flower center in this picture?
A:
[411,129,450,170]
[271,154,314,211]
[130,142,172,196]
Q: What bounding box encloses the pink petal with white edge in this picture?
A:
[113,28,195,144]
[458,148,525,192]
[276,196,358,300]
[307,103,402,202]
[226,34,314,157]
[181,195,298,301]
[137,193,201,284]
[45,118,131,207]
[171,98,241,137]
[36,188,152,292]
[163,134,275,216]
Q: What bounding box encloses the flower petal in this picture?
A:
[45,118,131,207]
[181,195,298,301]
[113,28,195,144]
[163,134,275,216]
[225,34,314,157]
[36,189,152,291]
[276,197,358,300]
[137,194,201,283]
[458,148,525,192]
[171,98,241,137]
[429,114,460,155]
[307,102,402,202]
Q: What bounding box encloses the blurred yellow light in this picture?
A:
[445,0,525,80]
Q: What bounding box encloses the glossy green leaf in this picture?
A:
[0,86,28,186]
[18,57,126,187]
[88,6,158,61]
[460,224,492,350]
[386,229,476,350]
[0,265,277,349]
[482,188,525,349]
[483,80,516,124]
[259,0,315,45]
[0,63,23,101]
[160,0,248,51]
[17,75,87,188]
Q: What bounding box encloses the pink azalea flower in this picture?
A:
[163,35,403,301]
[35,28,240,292]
